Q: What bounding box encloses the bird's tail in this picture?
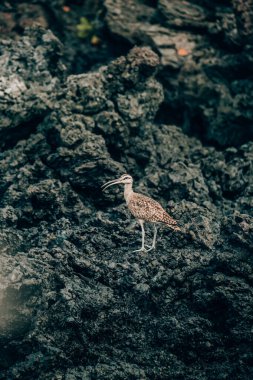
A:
[166,223,181,232]
[163,213,181,231]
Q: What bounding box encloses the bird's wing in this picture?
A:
[128,193,168,222]
[128,193,180,229]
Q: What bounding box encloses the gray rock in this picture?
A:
[0,27,253,380]
[0,27,65,149]
[105,0,253,146]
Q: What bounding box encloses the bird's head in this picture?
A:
[101,174,133,191]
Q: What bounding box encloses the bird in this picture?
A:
[102,174,180,252]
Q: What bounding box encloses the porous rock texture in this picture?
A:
[0,28,253,380]
[105,0,253,147]
[3,0,253,146]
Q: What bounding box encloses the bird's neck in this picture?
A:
[124,183,133,204]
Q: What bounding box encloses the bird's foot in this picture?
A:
[133,245,156,253]
[145,245,155,252]
[133,247,147,253]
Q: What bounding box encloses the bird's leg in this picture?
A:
[133,220,146,252]
[146,225,158,252]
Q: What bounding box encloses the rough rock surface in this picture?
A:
[0,27,253,380]
[2,1,253,146]
[104,0,253,146]
[0,27,65,150]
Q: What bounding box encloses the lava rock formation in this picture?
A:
[0,3,253,380]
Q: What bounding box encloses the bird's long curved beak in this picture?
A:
[101,179,122,191]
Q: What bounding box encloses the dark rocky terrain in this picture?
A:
[0,1,253,379]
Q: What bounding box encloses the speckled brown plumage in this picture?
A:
[102,174,181,251]
[128,192,180,230]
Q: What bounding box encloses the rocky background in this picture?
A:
[0,1,253,379]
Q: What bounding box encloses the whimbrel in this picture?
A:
[102,174,180,252]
